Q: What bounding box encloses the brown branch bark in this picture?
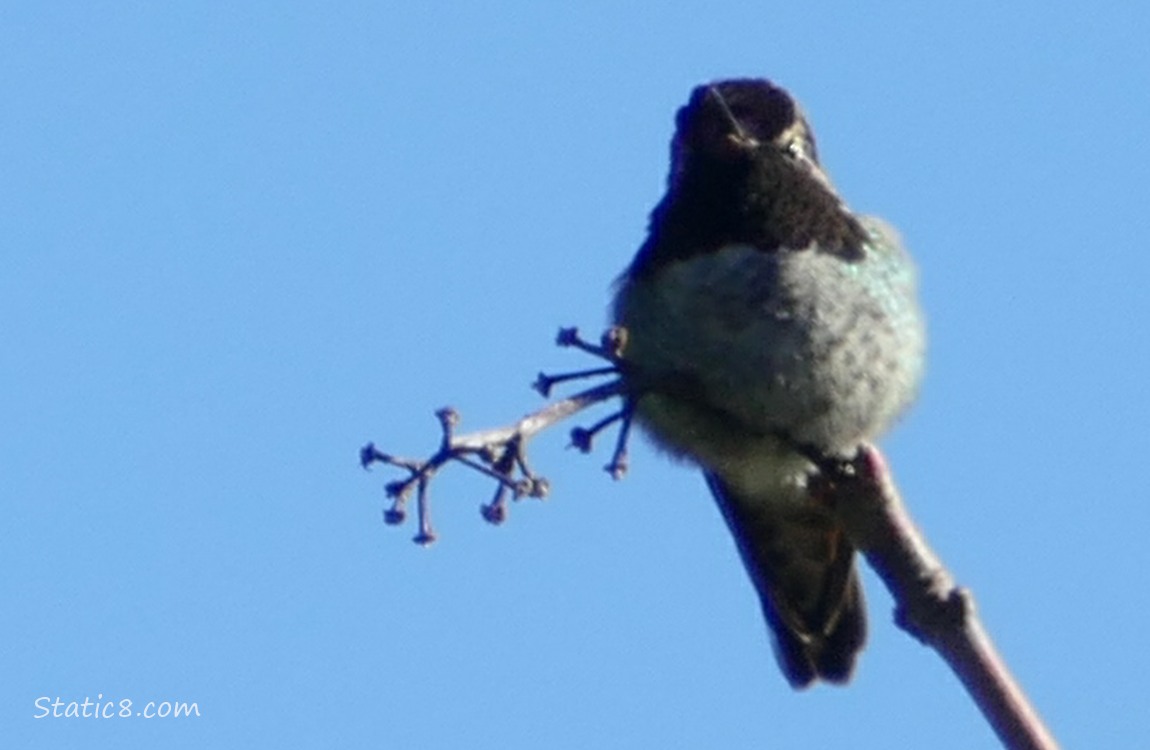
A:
[816,445,1060,750]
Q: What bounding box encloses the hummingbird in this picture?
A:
[612,79,925,688]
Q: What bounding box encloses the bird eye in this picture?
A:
[785,140,805,158]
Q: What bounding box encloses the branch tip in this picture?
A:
[359,442,382,469]
[412,530,437,546]
[365,329,629,539]
[533,372,554,397]
[556,326,580,347]
[384,480,410,500]
[569,427,593,453]
[435,406,460,433]
[554,325,625,363]
[480,501,508,525]
[528,477,550,498]
[605,453,628,480]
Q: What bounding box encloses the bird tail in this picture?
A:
[705,472,866,688]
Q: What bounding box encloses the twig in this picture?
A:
[813,446,1060,750]
[534,366,617,398]
[361,327,632,544]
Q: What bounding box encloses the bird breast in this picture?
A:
[613,218,925,464]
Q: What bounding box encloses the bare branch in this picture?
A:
[361,327,632,544]
[362,327,1059,749]
[812,446,1060,750]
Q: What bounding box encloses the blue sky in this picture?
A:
[4,2,1149,748]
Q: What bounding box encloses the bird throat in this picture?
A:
[628,155,867,280]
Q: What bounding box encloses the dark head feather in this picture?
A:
[628,79,866,280]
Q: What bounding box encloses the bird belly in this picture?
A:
[614,232,924,467]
